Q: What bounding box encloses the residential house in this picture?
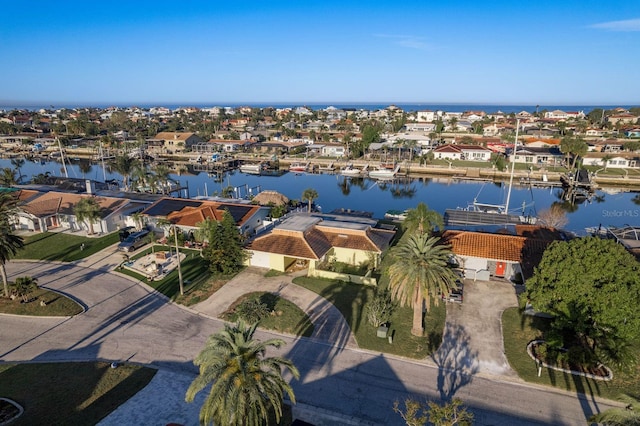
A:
[405,122,436,132]
[320,143,346,157]
[148,132,204,154]
[607,114,638,126]
[441,227,556,282]
[433,144,492,161]
[141,197,270,238]
[416,110,436,122]
[200,139,254,153]
[14,189,131,234]
[508,146,563,167]
[246,213,395,273]
[589,139,624,153]
[582,153,639,169]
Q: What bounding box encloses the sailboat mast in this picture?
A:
[57,137,69,178]
[504,118,520,215]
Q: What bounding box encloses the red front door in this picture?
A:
[496,262,506,277]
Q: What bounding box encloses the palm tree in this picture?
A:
[185,321,300,426]
[10,158,24,183]
[74,197,102,235]
[589,395,640,425]
[0,168,17,187]
[403,202,443,235]
[388,234,457,336]
[13,275,38,303]
[301,188,318,213]
[131,211,145,231]
[112,155,138,191]
[0,194,24,298]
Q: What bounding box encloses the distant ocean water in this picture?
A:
[1,102,637,114]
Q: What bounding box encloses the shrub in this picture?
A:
[366,288,396,326]
[235,298,270,324]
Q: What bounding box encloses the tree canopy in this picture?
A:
[186,321,299,426]
[199,211,247,275]
[525,237,640,368]
[0,194,25,297]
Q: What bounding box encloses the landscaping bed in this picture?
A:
[221,292,314,338]
[0,287,83,316]
[502,307,640,400]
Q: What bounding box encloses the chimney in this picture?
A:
[85,179,96,195]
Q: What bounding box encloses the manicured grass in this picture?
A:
[0,362,156,425]
[502,307,640,400]
[221,292,314,338]
[14,231,120,262]
[117,245,221,302]
[292,276,445,358]
[0,287,83,316]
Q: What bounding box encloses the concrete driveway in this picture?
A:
[434,278,520,378]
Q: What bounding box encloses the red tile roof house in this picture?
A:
[440,227,556,283]
[140,197,270,240]
[246,213,396,276]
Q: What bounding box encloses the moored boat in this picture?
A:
[289,162,309,172]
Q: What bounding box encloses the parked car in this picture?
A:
[117,230,150,252]
[443,280,464,303]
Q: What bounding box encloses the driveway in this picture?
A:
[434,279,520,378]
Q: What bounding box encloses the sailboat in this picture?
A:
[368,164,401,180]
[444,119,537,227]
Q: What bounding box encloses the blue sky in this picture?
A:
[1,1,639,105]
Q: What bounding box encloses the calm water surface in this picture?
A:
[3,158,639,234]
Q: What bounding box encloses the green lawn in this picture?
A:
[14,231,120,262]
[0,362,156,425]
[118,245,215,301]
[502,307,640,400]
[221,292,314,338]
[0,287,83,316]
[292,276,445,358]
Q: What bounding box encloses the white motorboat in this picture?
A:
[368,164,400,180]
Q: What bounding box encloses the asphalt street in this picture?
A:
[0,260,619,425]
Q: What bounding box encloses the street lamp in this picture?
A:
[173,225,184,296]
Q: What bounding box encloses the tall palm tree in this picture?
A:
[589,395,640,425]
[185,321,299,426]
[10,158,24,183]
[0,194,24,297]
[403,202,443,235]
[112,155,138,191]
[301,188,318,213]
[74,197,102,235]
[388,234,457,336]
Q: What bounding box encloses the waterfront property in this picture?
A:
[140,196,271,238]
[441,226,559,282]
[246,213,395,274]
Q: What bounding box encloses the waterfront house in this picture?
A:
[140,196,270,238]
[320,143,346,157]
[148,132,203,154]
[246,213,395,274]
[441,227,556,282]
[582,153,639,169]
[14,189,131,234]
[433,144,492,161]
[508,146,563,167]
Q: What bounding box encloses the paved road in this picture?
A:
[0,261,618,425]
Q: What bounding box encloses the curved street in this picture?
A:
[0,260,618,425]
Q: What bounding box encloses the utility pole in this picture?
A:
[173,225,184,296]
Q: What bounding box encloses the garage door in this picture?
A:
[249,251,271,268]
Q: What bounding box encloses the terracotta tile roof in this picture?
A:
[441,230,551,263]
[143,197,261,227]
[248,228,330,260]
[248,219,396,259]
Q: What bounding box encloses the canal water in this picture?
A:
[2,158,639,234]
